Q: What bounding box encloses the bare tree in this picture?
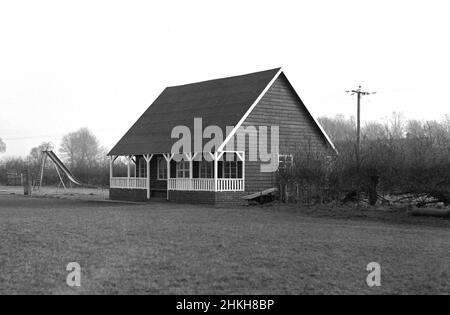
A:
[59,128,107,183]
[406,119,424,138]
[318,114,356,142]
[60,128,102,169]
[29,142,53,163]
[0,138,6,154]
[363,121,388,140]
[444,114,450,133]
[28,142,54,176]
[386,111,405,139]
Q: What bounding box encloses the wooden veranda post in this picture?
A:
[237,151,245,192]
[127,156,131,188]
[164,154,174,201]
[213,153,218,192]
[188,153,193,190]
[143,154,153,200]
[110,156,114,180]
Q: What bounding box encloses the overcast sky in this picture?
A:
[1,0,449,157]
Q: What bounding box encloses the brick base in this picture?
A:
[110,188,148,202]
[168,191,215,205]
[168,191,247,206]
[110,188,248,206]
[214,191,248,207]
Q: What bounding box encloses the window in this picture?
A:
[278,154,294,170]
[139,158,147,178]
[223,161,238,179]
[157,157,167,180]
[176,161,190,178]
[199,161,213,178]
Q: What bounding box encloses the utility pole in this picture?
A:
[346,86,376,173]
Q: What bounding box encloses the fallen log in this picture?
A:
[242,188,278,204]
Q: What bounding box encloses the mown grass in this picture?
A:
[0,194,449,295]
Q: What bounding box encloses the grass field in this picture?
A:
[0,193,449,295]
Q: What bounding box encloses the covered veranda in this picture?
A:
[109,151,245,199]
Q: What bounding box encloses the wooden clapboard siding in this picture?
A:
[240,73,330,193]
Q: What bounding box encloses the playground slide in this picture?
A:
[45,151,83,186]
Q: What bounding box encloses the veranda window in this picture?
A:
[199,161,213,178]
[176,161,190,178]
[223,161,238,179]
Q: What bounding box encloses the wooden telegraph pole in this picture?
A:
[346,86,376,173]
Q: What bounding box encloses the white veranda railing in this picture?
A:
[167,178,244,192]
[111,178,244,192]
[110,177,148,190]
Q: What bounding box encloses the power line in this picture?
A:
[346,86,377,172]
[2,128,119,142]
[1,134,64,141]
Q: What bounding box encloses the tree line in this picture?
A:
[2,113,450,201]
[277,113,450,204]
[0,128,115,187]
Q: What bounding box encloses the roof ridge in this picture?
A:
[165,67,282,89]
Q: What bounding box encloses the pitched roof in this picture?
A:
[108,68,337,156]
[109,68,282,156]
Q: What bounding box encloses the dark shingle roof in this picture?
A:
[109,68,281,156]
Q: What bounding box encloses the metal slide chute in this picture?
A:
[39,150,83,189]
[46,151,83,185]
